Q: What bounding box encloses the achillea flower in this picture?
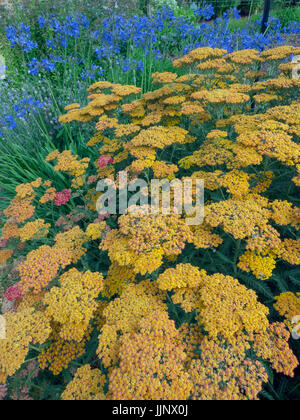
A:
[220,170,250,196]
[260,46,297,62]
[0,249,13,264]
[173,47,226,68]
[64,103,80,111]
[39,187,57,204]
[62,365,106,401]
[46,150,89,189]
[227,49,260,65]
[97,280,166,368]
[117,212,193,257]
[191,223,223,249]
[103,262,136,298]
[152,72,178,84]
[197,273,269,339]
[246,225,281,253]
[152,161,178,179]
[5,283,24,302]
[238,250,277,280]
[110,84,141,97]
[18,219,50,242]
[253,323,299,377]
[157,264,207,291]
[0,384,7,400]
[54,226,87,263]
[191,88,250,105]
[86,222,106,240]
[97,155,114,168]
[0,238,7,248]
[205,197,271,240]
[2,222,19,240]
[189,337,268,400]
[279,239,300,265]
[38,322,87,376]
[54,189,72,207]
[274,292,300,322]
[0,308,51,383]
[115,123,140,138]
[4,196,35,224]
[126,126,189,150]
[271,200,299,227]
[18,245,72,294]
[43,268,103,342]
[108,311,192,400]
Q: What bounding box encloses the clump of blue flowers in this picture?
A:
[0,4,299,139]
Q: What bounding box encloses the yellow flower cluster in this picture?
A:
[15,178,42,198]
[101,213,193,275]
[18,219,50,242]
[38,322,88,376]
[157,263,207,291]
[197,274,269,339]
[238,250,277,280]
[43,268,103,341]
[54,226,87,263]
[4,196,35,224]
[18,245,72,294]
[86,222,106,240]
[253,322,299,377]
[1,46,299,399]
[0,308,51,383]
[205,197,270,240]
[188,337,268,400]
[0,249,13,264]
[97,281,166,368]
[46,150,90,188]
[108,311,192,400]
[191,223,223,249]
[62,365,106,400]
[274,292,300,322]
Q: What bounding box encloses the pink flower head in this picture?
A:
[97,155,114,168]
[0,384,7,400]
[87,175,98,185]
[0,238,7,248]
[94,212,110,223]
[5,283,24,302]
[54,189,72,207]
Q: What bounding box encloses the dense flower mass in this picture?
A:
[0,43,299,400]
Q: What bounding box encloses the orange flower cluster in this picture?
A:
[101,213,193,275]
[97,281,166,368]
[188,337,268,400]
[18,245,72,294]
[0,308,51,383]
[38,322,88,376]
[62,365,106,400]
[108,311,192,400]
[46,150,90,188]
[1,46,299,400]
[43,268,103,341]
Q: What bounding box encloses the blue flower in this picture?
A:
[194,4,215,20]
